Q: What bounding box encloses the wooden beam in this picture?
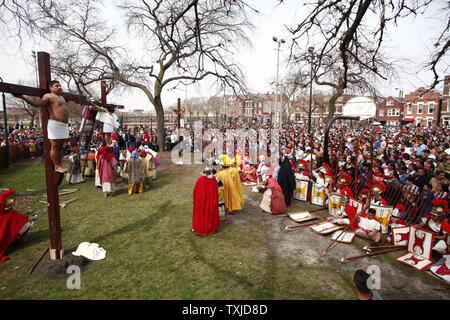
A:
[0,82,123,109]
[38,51,64,261]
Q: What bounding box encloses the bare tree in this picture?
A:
[207,96,225,125]
[1,0,255,151]
[287,0,447,120]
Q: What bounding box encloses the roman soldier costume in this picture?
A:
[369,181,387,206]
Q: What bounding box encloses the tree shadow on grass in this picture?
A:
[3,229,51,256]
[186,236,278,299]
[85,199,172,247]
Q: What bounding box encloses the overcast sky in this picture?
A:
[0,0,448,111]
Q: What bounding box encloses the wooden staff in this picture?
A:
[28,245,50,274]
[363,244,406,252]
[321,214,359,257]
[285,221,320,231]
[308,132,314,204]
[340,246,405,263]
[322,188,374,257]
[335,133,345,176]
[410,190,430,224]
[369,135,374,185]
[353,146,359,196]
[279,207,328,218]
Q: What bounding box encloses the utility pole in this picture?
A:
[307,47,315,136]
[273,36,285,130]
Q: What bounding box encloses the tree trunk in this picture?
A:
[154,96,166,152]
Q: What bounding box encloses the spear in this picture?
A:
[340,246,406,263]
[362,244,406,253]
[285,221,320,231]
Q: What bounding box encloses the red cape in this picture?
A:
[192,176,220,235]
[345,205,358,231]
[0,210,29,263]
[442,219,450,233]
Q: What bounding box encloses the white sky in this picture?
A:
[0,0,448,111]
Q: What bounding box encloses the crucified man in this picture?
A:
[13,80,69,173]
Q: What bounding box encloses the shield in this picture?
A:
[330,230,355,243]
[287,211,317,223]
[396,226,434,271]
[392,226,410,246]
[293,180,309,201]
[310,221,345,235]
[349,197,364,214]
[369,204,393,234]
[311,185,325,206]
[328,193,341,216]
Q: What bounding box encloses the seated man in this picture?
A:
[368,181,387,206]
[386,204,406,243]
[242,163,258,182]
[0,189,37,263]
[327,195,357,227]
[413,200,448,256]
[354,208,382,246]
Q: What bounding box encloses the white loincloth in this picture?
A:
[96,112,120,129]
[47,119,69,140]
[103,122,114,133]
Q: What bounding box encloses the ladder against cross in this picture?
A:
[0,52,118,260]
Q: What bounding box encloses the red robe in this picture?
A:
[192,176,220,235]
[344,204,358,231]
[0,209,30,263]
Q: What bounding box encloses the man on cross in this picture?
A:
[13,80,69,173]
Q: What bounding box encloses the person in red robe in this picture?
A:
[334,172,353,198]
[192,166,220,236]
[97,146,118,198]
[242,162,258,182]
[0,189,36,263]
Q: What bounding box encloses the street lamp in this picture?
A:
[307,46,315,136]
[273,36,285,129]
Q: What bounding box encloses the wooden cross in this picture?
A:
[0,52,118,260]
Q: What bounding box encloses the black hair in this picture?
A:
[48,80,60,88]
[353,269,371,295]
[368,208,376,215]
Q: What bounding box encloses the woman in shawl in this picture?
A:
[277,156,296,207]
[97,146,118,198]
[260,177,286,214]
[124,150,144,195]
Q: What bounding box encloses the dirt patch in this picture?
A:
[157,151,449,299]
[32,252,91,279]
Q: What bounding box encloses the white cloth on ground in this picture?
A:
[72,242,106,260]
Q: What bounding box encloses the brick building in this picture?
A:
[376,96,403,126]
[403,87,440,127]
[441,75,450,126]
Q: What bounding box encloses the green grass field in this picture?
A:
[0,157,448,300]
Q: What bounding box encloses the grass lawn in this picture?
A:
[0,156,448,300]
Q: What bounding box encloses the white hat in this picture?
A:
[72,242,106,261]
[391,208,402,218]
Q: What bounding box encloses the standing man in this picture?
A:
[14,80,69,173]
